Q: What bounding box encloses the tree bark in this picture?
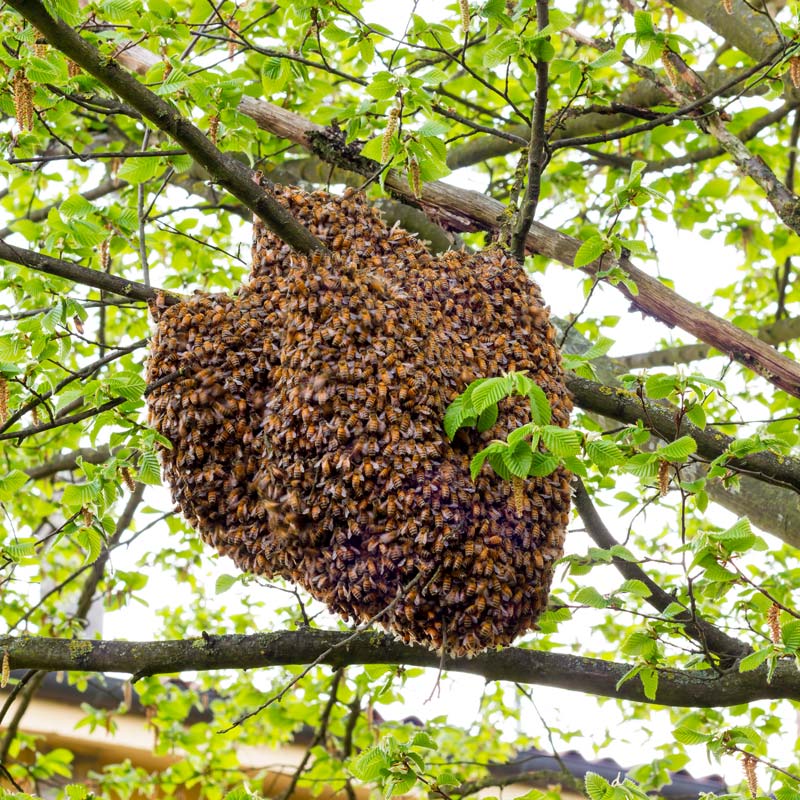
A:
[0,631,794,708]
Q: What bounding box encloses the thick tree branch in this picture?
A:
[616,314,800,368]
[445,65,771,171]
[0,240,169,304]
[666,0,781,62]
[0,630,796,708]
[567,375,800,494]
[5,0,325,257]
[25,446,114,480]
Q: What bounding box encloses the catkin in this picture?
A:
[67,60,81,78]
[33,31,47,58]
[789,56,800,90]
[208,114,220,145]
[99,238,111,271]
[767,602,781,644]
[12,69,34,131]
[1,651,9,689]
[742,754,758,798]
[228,19,240,58]
[459,0,470,32]
[409,156,421,198]
[721,0,733,12]
[0,378,8,424]
[512,476,525,518]
[381,107,400,163]
[658,461,669,497]
[120,467,136,492]
[661,51,680,88]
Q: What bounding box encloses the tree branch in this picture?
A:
[566,375,800,494]
[0,239,170,304]
[511,0,550,262]
[0,630,796,708]
[25,446,114,480]
[616,314,800,369]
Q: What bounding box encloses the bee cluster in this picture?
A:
[147,186,572,657]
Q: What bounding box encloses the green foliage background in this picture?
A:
[1,0,800,798]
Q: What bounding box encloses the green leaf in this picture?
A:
[75,526,104,564]
[657,436,697,462]
[625,453,658,480]
[618,579,652,598]
[487,451,512,481]
[471,376,512,414]
[444,395,468,439]
[609,544,636,561]
[416,120,450,137]
[639,667,658,700]
[137,451,162,486]
[738,646,773,673]
[117,156,163,184]
[589,49,621,70]
[476,404,498,433]
[107,371,147,401]
[574,586,608,608]
[0,470,29,501]
[634,10,655,37]
[685,404,706,429]
[352,746,388,781]
[62,481,99,508]
[542,425,581,457]
[573,235,608,268]
[621,630,656,657]
[644,373,676,399]
[502,440,533,477]
[714,517,755,553]
[26,55,66,83]
[367,74,396,100]
[410,731,436,750]
[673,727,712,745]
[585,772,610,800]
[387,770,417,798]
[215,574,240,595]
[586,439,626,470]
[483,36,520,68]
[782,620,800,649]
[528,452,559,477]
[528,384,552,425]
[470,448,491,480]
[2,538,37,564]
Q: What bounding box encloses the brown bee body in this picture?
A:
[147,185,572,658]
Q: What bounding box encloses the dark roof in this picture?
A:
[6,672,727,798]
[496,748,727,799]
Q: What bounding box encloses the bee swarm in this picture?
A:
[147,186,572,657]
